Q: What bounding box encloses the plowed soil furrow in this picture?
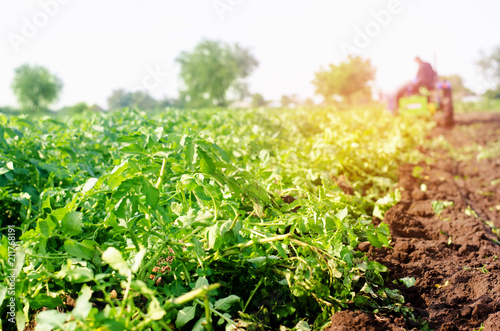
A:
[329,114,500,331]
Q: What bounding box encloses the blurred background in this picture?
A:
[1,0,500,113]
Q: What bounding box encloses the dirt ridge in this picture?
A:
[329,116,500,331]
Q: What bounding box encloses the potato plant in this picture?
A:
[0,107,431,330]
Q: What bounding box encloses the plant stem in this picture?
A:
[242,276,264,313]
[172,284,220,305]
[194,298,240,328]
[155,158,167,189]
[119,272,132,316]
[216,233,291,258]
[203,295,214,331]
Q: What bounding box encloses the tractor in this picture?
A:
[398,80,454,127]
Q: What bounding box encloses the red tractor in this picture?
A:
[399,80,454,127]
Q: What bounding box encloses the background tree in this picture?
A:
[252,93,267,107]
[107,89,132,110]
[313,56,376,104]
[304,98,315,107]
[176,39,258,108]
[58,102,104,115]
[281,94,301,108]
[281,95,292,108]
[477,46,500,98]
[107,89,159,111]
[11,64,63,112]
[130,91,158,110]
[64,102,90,114]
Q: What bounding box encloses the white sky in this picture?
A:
[1,0,499,109]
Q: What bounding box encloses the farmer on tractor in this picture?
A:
[395,57,436,107]
[414,57,437,92]
[388,56,454,127]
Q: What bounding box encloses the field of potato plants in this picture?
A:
[0,107,432,330]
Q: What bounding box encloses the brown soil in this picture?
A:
[329,113,500,331]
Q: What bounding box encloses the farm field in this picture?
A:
[329,113,500,330]
[1,107,499,330]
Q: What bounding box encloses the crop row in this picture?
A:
[0,107,431,330]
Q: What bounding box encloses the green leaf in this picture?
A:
[72,285,93,320]
[66,267,94,283]
[336,208,348,222]
[81,177,98,193]
[366,230,382,249]
[148,298,166,321]
[30,294,64,310]
[141,177,159,208]
[131,248,147,274]
[184,137,195,165]
[399,277,416,288]
[213,294,240,311]
[171,202,183,216]
[50,207,70,222]
[60,212,83,237]
[36,217,56,238]
[102,247,130,277]
[198,148,215,174]
[64,239,95,260]
[432,200,454,215]
[372,205,384,220]
[192,317,207,331]
[293,320,312,331]
[217,313,232,326]
[367,260,388,273]
[194,276,209,289]
[129,280,155,297]
[36,310,67,330]
[175,305,197,328]
[120,143,145,154]
[208,225,220,250]
[412,165,423,178]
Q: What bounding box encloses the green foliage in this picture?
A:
[252,93,267,108]
[57,102,104,115]
[313,56,376,105]
[454,97,500,113]
[176,39,258,107]
[107,89,164,111]
[11,64,63,112]
[398,277,416,288]
[431,200,454,215]
[0,106,431,329]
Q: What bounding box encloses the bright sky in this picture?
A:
[1,0,499,109]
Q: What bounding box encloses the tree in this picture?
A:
[11,64,63,111]
[107,89,159,111]
[281,95,292,108]
[130,91,158,110]
[176,39,258,108]
[477,46,500,98]
[281,94,301,108]
[252,93,267,107]
[107,89,132,110]
[312,56,376,104]
[65,102,90,114]
[304,98,315,107]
